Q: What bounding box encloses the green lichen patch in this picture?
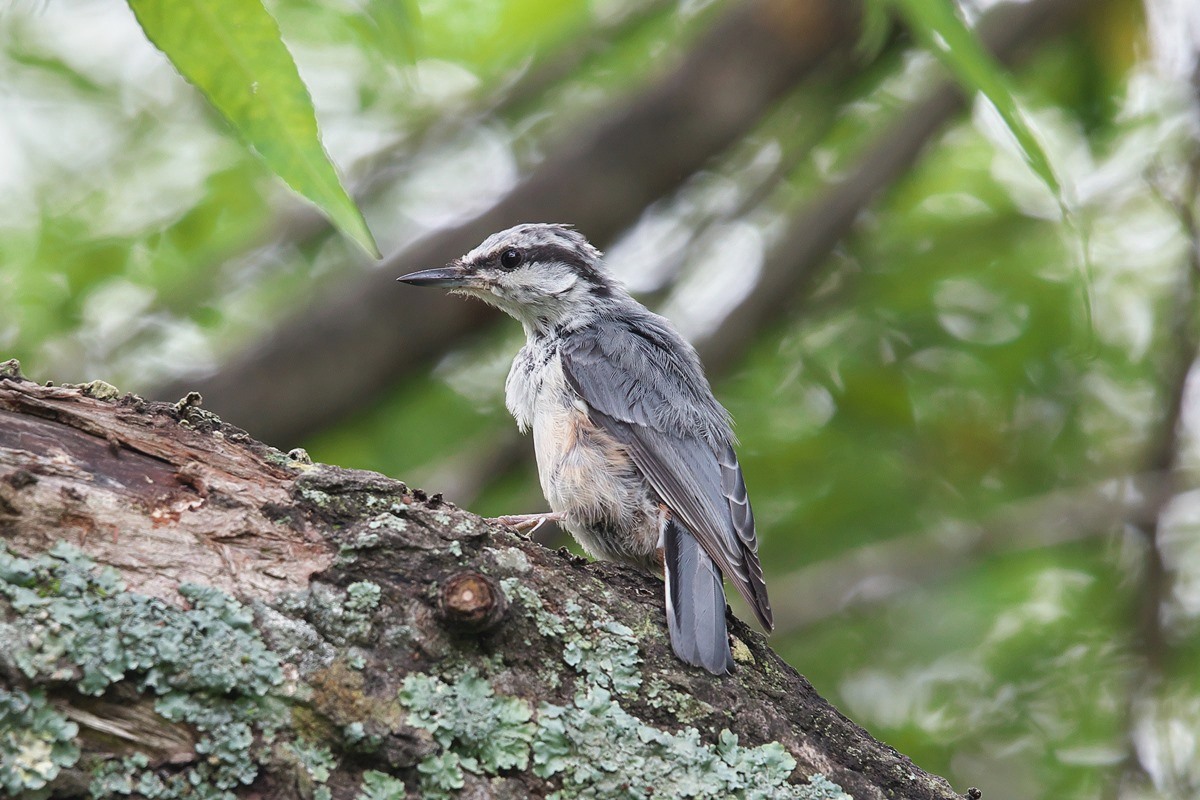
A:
[345,581,382,613]
[291,468,410,529]
[335,525,389,567]
[356,769,406,799]
[641,677,710,726]
[395,667,835,800]
[90,742,285,800]
[294,484,336,510]
[487,547,529,574]
[730,635,755,666]
[77,379,121,401]
[500,580,641,695]
[365,513,408,534]
[341,721,377,751]
[393,580,824,800]
[279,739,337,800]
[400,670,535,788]
[0,546,281,698]
[531,687,811,800]
[300,581,384,646]
[0,544,286,799]
[0,358,25,380]
[417,751,470,799]
[0,687,80,799]
[500,579,566,639]
[561,600,641,695]
[389,574,836,799]
[796,773,853,800]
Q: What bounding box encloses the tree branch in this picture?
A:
[0,367,963,799]
[766,473,1174,635]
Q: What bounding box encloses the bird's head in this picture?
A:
[397,223,617,333]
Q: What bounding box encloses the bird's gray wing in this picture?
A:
[559,317,773,631]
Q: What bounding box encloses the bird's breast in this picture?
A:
[505,347,658,567]
[505,339,553,433]
[526,357,649,535]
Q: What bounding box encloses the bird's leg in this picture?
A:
[490,511,566,534]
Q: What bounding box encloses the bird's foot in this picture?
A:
[489,511,565,535]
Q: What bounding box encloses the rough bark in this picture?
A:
[0,365,966,800]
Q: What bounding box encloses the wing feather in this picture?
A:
[560,316,773,631]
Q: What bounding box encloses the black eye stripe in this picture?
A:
[487,241,610,296]
[529,244,585,265]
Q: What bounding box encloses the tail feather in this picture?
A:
[663,518,734,675]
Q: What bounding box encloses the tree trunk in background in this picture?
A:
[0,367,965,800]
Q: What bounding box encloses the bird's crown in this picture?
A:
[464,223,604,274]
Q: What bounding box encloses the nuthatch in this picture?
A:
[398,223,772,674]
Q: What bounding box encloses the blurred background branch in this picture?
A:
[1110,138,1200,799]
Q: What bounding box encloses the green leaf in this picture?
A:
[857,0,893,61]
[890,0,1063,206]
[125,0,380,257]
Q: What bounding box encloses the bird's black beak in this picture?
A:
[396,263,471,288]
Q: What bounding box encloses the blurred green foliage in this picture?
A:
[3,0,1199,798]
[128,0,379,256]
[887,0,1065,203]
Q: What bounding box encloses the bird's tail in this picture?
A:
[663,518,734,675]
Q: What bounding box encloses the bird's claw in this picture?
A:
[490,511,565,535]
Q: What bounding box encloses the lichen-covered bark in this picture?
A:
[0,363,965,800]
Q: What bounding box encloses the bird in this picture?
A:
[397,223,772,675]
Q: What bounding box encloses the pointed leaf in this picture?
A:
[126,0,380,257]
[891,0,1063,205]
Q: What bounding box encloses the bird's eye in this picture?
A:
[499,249,523,270]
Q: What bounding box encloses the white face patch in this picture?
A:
[536,265,580,298]
[487,262,582,321]
[450,225,613,331]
